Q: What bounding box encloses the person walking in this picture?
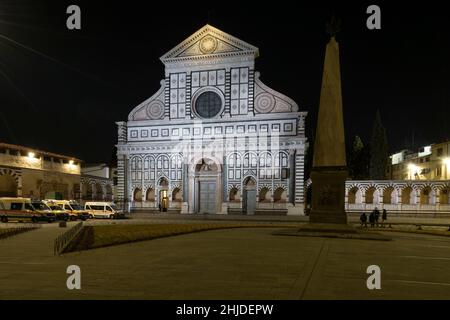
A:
[381,209,388,228]
[369,211,375,228]
[374,207,380,227]
[360,212,368,228]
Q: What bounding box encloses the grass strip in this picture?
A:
[66,223,292,253]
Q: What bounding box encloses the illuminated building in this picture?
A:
[116,25,308,214]
[0,142,114,201]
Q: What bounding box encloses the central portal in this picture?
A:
[192,158,222,214]
[199,181,216,213]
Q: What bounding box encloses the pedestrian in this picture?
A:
[381,209,387,228]
[360,212,367,228]
[158,203,162,212]
[374,207,380,227]
[369,211,375,228]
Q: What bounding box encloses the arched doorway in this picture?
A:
[383,187,395,204]
[243,176,256,214]
[440,187,450,205]
[0,174,17,197]
[194,158,220,214]
[402,187,414,205]
[172,187,182,202]
[274,187,287,203]
[133,188,142,202]
[158,177,169,211]
[420,187,434,205]
[146,188,155,202]
[365,187,376,204]
[347,187,359,204]
[229,187,240,202]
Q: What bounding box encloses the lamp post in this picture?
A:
[444,158,450,180]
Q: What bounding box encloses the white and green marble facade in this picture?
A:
[116,25,308,215]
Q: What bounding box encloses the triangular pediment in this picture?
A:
[160,24,259,63]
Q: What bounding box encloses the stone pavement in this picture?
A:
[0,221,449,300]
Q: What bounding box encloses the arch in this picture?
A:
[0,174,17,197]
[383,186,396,204]
[156,154,170,170]
[146,187,155,201]
[365,187,377,204]
[158,177,169,188]
[170,154,183,169]
[401,186,415,205]
[228,153,242,168]
[189,154,223,173]
[243,152,258,168]
[273,187,287,203]
[229,187,240,202]
[243,176,256,189]
[172,187,182,202]
[258,187,271,203]
[420,186,435,205]
[195,158,219,173]
[259,151,272,167]
[274,151,289,167]
[440,187,450,205]
[347,187,358,204]
[133,188,142,202]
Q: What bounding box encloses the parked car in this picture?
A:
[84,202,123,219]
[0,197,56,223]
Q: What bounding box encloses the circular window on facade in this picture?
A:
[194,91,223,118]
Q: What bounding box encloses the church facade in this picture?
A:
[116,25,308,215]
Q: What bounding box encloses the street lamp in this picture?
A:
[408,163,419,180]
[444,158,450,179]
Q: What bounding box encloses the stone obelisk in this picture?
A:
[310,35,348,224]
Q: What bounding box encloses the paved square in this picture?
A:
[0,221,449,299]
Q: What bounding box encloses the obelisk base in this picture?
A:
[310,168,347,224]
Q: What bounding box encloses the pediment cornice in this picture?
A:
[160,24,259,65]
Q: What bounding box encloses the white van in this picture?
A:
[84,202,121,219]
[0,197,34,211]
[0,197,56,223]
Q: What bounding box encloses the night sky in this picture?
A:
[0,1,448,163]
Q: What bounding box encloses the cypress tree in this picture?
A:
[348,135,370,179]
[369,110,389,179]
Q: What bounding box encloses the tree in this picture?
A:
[348,135,370,179]
[369,110,389,179]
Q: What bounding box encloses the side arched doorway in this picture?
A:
[243,176,256,215]
[158,178,169,212]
